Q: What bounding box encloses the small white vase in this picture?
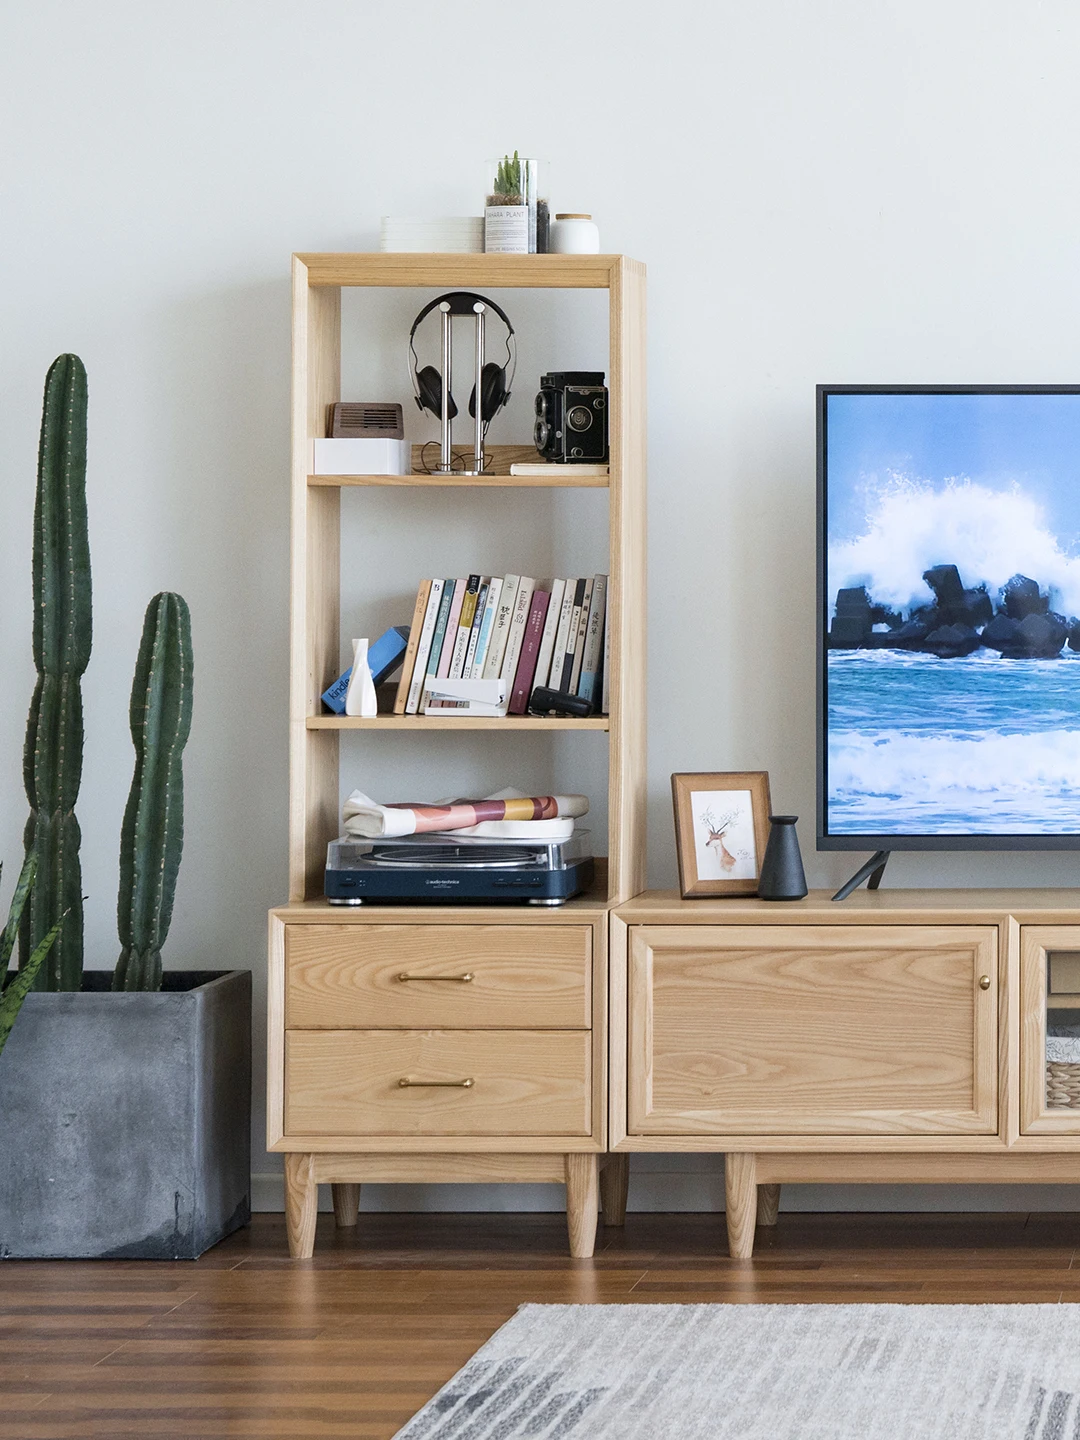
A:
[344,638,377,717]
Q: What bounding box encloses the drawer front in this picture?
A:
[286,925,591,1029]
[628,925,998,1135]
[285,1029,591,1137]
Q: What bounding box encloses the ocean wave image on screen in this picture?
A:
[824,391,1080,838]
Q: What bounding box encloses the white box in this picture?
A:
[312,438,410,476]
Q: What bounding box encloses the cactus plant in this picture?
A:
[490,150,523,204]
[22,354,91,990]
[1,856,63,1058]
[113,593,193,992]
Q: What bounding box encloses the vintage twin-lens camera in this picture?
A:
[533,371,609,463]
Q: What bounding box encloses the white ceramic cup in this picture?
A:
[550,214,600,254]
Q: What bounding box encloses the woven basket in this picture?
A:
[1046,1061,1080,1109]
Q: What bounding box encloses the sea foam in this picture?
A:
[829,475,1080,617]
[828,728,1080,832]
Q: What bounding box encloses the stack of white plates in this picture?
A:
[380,218,484,253]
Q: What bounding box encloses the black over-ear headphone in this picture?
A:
[408,291,516,425]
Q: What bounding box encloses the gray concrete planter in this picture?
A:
[0,970,251,1259]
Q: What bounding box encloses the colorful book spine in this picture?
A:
[482,575,519,680]
[394,580,433,714]
[448,574,481,678]
[601,593,611,715]
[471,575,503,679]
[499,577,535,696]
[577,574,607,706]
[549,581,577,694]
[533,578,566,693]
[420,580,456,706]
[436,579,467,679]
[462,577,490,678]
[557,579,586,693]
[405,578,446,714]
[509,589,551,713]
[568,577,594,695]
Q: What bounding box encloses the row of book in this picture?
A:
[395,574,610,717]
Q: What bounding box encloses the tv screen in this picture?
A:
[818,385,1080,850]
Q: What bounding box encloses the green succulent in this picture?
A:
[0,855,63,1060]
[492,151,523,202]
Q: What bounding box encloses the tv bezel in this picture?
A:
[816,382,1080,852]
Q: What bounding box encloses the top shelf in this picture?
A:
[294,253,642,290]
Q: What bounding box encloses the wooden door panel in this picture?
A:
[628,926,997,1135]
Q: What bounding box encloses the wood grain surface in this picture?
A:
[628,925,997,1135]
[7,1209,1080,1438]
[285,1030,592,1137]
[285,924,591,1030]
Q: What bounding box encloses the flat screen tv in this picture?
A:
[818,385,1080,851]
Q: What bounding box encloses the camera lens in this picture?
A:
[534,393,546,417]
[534,418,549,449]
[567,405,592,432]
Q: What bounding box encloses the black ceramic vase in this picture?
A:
[757,815,808,900]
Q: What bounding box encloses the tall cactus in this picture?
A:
[113,593,193,992]
[22,355,91,990]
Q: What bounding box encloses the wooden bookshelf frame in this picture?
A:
[288,252,647,905]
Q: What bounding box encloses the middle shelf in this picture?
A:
[306,715,610,731]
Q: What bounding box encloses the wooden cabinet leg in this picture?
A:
[332,1182,361,1228]
[284,1153,318,1259]
[757,1183,781,1228]
[600,1153,629,1227]
[565,1154,600,1258]
[725,1153,757,1259]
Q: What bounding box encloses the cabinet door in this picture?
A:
[1021,925,1080,1133]
[628,925,998,1135]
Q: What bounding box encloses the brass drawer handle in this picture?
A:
[398,1076,475,1088]
[979,975,992,990]
[397,972,475,983]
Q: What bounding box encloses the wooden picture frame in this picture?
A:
[671,771,772,898]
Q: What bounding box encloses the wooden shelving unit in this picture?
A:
[288,251,647,905]
[270,252,647,1261]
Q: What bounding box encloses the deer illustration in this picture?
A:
[700,806,740,872]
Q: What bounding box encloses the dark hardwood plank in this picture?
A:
[4,1210,1080,1439]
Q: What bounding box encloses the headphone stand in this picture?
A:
[435,300,488,476]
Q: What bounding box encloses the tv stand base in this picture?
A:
[832,849,890,902]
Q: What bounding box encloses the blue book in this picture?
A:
[321,625,410,714]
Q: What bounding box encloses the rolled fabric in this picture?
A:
[343,790,589,839]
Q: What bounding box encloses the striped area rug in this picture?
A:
[395,1302,1080,1438]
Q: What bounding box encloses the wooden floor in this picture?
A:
[5,1208,1080,1438]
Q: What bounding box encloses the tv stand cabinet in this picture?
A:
[610,889,1080,1258]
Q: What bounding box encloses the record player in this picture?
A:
[325,830,593,906]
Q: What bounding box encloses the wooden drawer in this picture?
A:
[285,1029,592,1137]
[628,925,998,1135]
[285,925,591,1029]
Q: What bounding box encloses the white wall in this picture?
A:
[5,0,1080,1215]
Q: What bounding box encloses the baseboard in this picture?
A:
[250,1162,1080,1215]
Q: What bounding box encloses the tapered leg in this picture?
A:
[599,1153,629,1227]
[724,1153,757,1259]
[565,1154,600,1258]
[332,1183,361,1228]
[284,1153,318,1259]
[757,1183,781,1228]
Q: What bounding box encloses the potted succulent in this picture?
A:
[0,355,251,1260]
[484,151,548,254]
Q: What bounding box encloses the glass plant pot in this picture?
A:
[484,155,549,254]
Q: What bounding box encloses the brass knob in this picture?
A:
[979,975,991,990]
